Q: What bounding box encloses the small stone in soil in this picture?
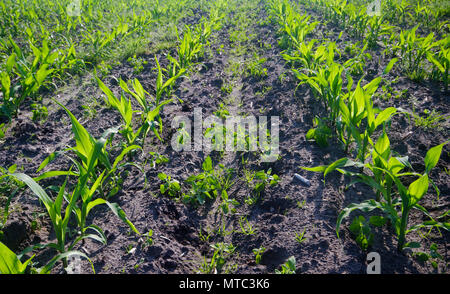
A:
[294,173,311,186]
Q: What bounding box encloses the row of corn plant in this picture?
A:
[0,0,204,122]
[298,0,449,88]
[1,101,141,273]
[95,1,225,149]
[267,0,449,255]
[0,0,212,274]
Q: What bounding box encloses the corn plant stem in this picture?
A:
[398,207,410,251]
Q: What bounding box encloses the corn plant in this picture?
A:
[338,77,397,160]
[275,256,296,274]
[427,40,449,91]
[392,26,439,81]
[252,247,266,264]
[343,42,371,76]
[158,173,181,198]
[0,165,20,234]
[175,25,204,70]
[347,7,369,40]
[296,63,344,127]
[198,242,236,274]
[302,138,449,251]
[97,60,182,145]
[284,40,336,71]
[267,0,317,50]
[1,241,84,274]
[183,156,236,210]
[8,173,96,272]
[1,38,56,119]
[32,102,140,248]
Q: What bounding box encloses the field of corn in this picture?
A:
[0,0,449,274]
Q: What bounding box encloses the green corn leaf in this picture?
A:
[424,141,448,174]
[374,107,397,128]
[35,64,54,85]
[105,201,140,235]
[363,77,381,97]
[0,72,11,100]
[336,199,382,238]
[162,68,186,90]
[6,53,16,74]
[10,172,53,212]
[407,174,429,207]
[374,131,390,164]
[54,100,94,163]
[97,77,119,108]
[388,156,407,175]
[0,242,33,274]
[426,52,445,73]
[384,58,398,74]
[54,177,67,217]
[324,158,350,178]
[146,98,172,122]
[112,145,141,170]
[8,36,22,58]
[39,251,94,274]
[407,220,450,234]
[300,165,327,173]
[36,149,71,173]
[84,171,105,203]
[132,79,147,103]
[33,170,77,182]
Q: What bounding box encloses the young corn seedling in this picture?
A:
[347,7,369,40]
[37,100,141,197]
[97,69,178,146]
[253,247,266,265]
[0,164,20,234]
[393,27,439,81]
[158,173,181,198]
[8,172,96,273]
[294,228,308,244]
[343,42,371,77]
[366,16,393,49]
[198,242,236,274]
[275,256,296,274]
[175,25,203,70]
[338,77,397,160]
[296,63,344,127]
[285,40,336,71]
[238,216,257,235]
